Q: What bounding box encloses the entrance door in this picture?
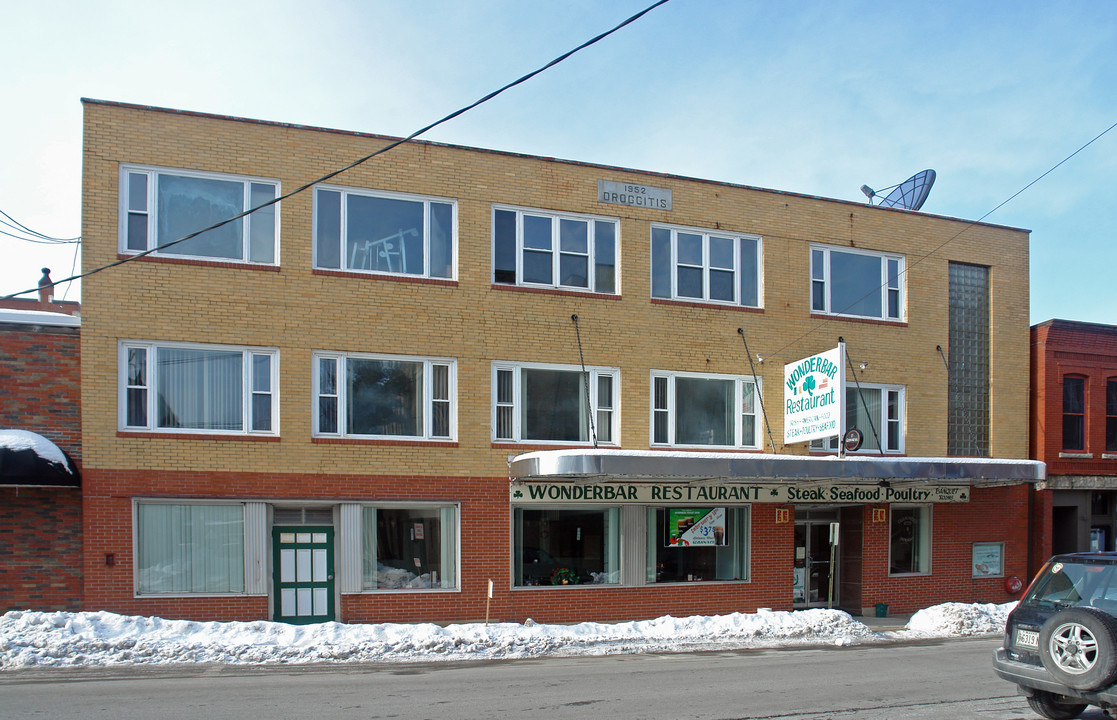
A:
[272,526,335,624]
[794,521,838,608]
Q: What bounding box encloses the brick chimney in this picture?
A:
[38,268,54,308]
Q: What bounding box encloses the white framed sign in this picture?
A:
[784,345,844,444]
[972,542,1004,577]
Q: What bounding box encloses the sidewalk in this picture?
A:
[856,612,913,632]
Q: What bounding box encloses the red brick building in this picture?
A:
[0,279,83,612]
[1030,319,1117,564]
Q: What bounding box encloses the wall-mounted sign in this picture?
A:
[666,508,726,547]
[972,542,1004,577]
[784,345,844,444]
[510,482,970,504]
[598,180,672,210]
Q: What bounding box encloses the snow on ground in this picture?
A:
[0,602,1014,670]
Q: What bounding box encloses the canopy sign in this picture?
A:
[784,345,844,445]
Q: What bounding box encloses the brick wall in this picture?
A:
[0,323,82,460]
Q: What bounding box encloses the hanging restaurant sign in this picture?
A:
[510,482,969,504]
[784,345,844,445]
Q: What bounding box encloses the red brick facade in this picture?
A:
[1030,320,1117,559]
[0,311,83,612]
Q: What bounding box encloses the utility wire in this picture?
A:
[0,208,81,244]
[759,119,1117,362]
[3,0,671,300]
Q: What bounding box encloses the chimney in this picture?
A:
[38,268,54,309]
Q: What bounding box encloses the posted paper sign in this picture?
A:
[784,346,843,444]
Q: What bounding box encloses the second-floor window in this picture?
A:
[1108,379,1117,453]
[811,384,904,454]
[314,186,455,279]
[811,245,903,321]
[651,226,761,307]
[651,371,760,448]
[492,207,617,293]
[314,353,455,440]
[120,341,278,435]
[121,166,278,264]
[1063,376,1086,451]
[493,363,617,444]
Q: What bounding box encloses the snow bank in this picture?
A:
[0,602,1008,670]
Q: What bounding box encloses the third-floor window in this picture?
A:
[811,244,903,321]
[492,206,617,294]
[651,226,761,307]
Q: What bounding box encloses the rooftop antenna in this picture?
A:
[860,169,936,211]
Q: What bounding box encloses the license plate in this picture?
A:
[1015,629,1039,649]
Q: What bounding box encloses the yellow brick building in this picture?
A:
[80,99,1041,624]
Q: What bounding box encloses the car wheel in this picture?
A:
[1038,607,1117,691]
[1026,690,1088,719]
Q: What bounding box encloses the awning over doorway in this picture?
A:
[0,429,80,487]
[509,449,1045,486]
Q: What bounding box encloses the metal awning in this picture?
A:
[509,449,1045,486]
[0,430,81,488]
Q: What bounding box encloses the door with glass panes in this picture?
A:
[793,520,839,608]
[272,526,334,623]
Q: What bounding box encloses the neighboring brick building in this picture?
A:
[78,98,1041,624]
[0,283,83,613]
[1030,320,1117,563]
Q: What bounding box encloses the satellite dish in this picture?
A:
[859,169,936,211]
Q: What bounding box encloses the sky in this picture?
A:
[1,602,1010,669]
[1,0,1114,324]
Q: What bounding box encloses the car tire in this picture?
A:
[1026,690,1088,719]
[1038,607,1117,691]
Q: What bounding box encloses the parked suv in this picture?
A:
[994,552,1117,718]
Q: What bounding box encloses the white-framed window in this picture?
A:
[810,383,904,454]
[810,244,903,321]
[651,225,761,307]
[650,371,760,448]
[361,504,458,590]
[120,341,278,435]
[314,352,456,440]
[492,206,618,293]
[890,505,931,575]
[313,185,455,279]
[514,506,620,586]
[646,507,750,583]
[135,502,245,594]
[492,362,618,444]
[120,165,279,264]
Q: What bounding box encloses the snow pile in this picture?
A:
[906,601,1014,636]
[0,602,1006,670]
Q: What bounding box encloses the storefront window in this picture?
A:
[361,506,458,590]
[514,507,619,586]
[890,505,931,575]
[645,507,750,582]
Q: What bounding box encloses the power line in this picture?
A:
[758,119,1117,362]
[3,0,671,301]
[0,208,81,244]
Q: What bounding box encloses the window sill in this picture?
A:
[492,442,617,451]
[649,445,764,453]
[651,298,763,313]
[887,572,931,578]
[1103,454,1117,460]
[1059,452,1094,459]
[314,437,458,447]
[312,268,458,286]
[512,583,621,590]
[809,313,907,327]
[117,431,280,441]
[491,284,620,300]
[116,253,280,271]
[351,587,460,594]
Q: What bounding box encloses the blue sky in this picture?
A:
[2,0,1114,324]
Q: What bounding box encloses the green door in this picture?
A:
[272,526,335,624]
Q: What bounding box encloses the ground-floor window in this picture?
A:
[890,504,931,575]
[514,507,620,586]
[136,502,245,594]
[361,505,458,590]
[646,507,750,582]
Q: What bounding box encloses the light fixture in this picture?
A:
[859,361,868,371]
[860,184,876,201]
[757,355,764,364]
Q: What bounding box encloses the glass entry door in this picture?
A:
[272,526,335,623]
[794,520,839,608]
